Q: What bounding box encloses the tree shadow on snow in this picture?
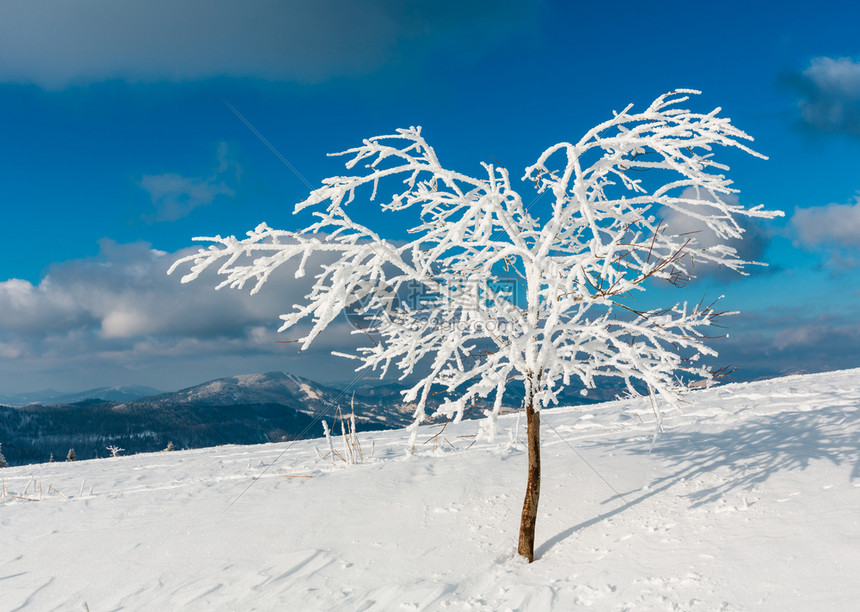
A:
[538,402,860,558]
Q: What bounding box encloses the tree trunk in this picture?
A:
[517,391,541,562]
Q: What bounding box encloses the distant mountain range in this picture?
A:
[0,385,163,407]
[130,371,417,428]
[0,372,417,467]
[0,370,626,467]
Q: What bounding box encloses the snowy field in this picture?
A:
[2,368,859,611]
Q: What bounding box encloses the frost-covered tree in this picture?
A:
[106,445,124,458]
[0,443,7,468]
[66,448,75,462]
[171,91,781,561]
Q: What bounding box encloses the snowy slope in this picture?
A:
[2,368,859,611]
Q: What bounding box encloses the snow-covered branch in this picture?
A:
[170,90,782,444]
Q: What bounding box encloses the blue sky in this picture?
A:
[1,0,859,394]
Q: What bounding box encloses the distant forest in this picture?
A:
[0,400,323,466]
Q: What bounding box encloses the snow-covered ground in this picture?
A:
[2,368,859,611]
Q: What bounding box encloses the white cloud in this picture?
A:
[793,57,860,136]
[0,277,90,334]
[0,342,22,360]
[139,173,234,222]
[139,142,239,222]
[657,188,772,279]
[100,310,154,339]
[0,0,533,89]
[791,195,860,249]
[0,239,365,393]
[714,310,860,380]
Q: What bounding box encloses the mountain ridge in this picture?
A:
[0,368,635,467]
[0,371,416,466]
[0,385,163,407]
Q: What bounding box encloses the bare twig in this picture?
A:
[48,484,70,501]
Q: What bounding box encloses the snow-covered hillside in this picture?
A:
[3,368,859,610]
[138,370,415,428]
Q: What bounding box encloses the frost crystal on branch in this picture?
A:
[170,90,782,445]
